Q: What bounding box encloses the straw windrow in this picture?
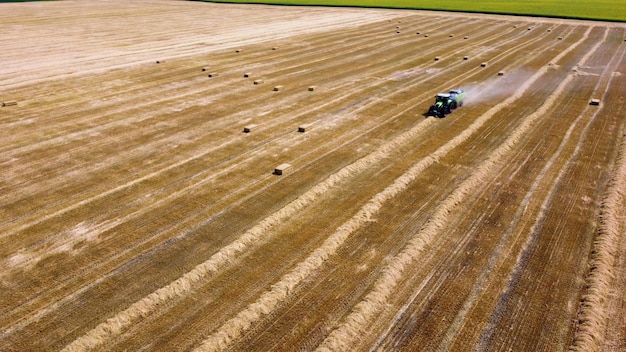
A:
[317,27,595,352]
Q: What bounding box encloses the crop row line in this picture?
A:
[56,20,560,352]
[3,17,520,344]
[185,26,592,352]
[315,26,595,352]
[569,27,626,352]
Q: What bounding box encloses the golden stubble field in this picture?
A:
[1,0,625,351]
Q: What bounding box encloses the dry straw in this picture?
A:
[191,120,445,351]
[64,26,595,352]
[569,32,624,352]
[318,68,568,352]
[193,26,596,351]
[570,139,624,352]
[317,27,597,352]
[570,152,625,352]
[63,108,439,352]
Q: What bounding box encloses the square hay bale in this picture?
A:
[480,62,487,67]
[463,56,469,60]
[590,99,600,106]
[236,49,242,53]
[497,71,504,76]
[208,73,218,78]
[273,85,283,91]
[416,31,420,35]
[424,34,429,37]
[434,57,440,61]
[464,36,468,39]
[298,124,311,133]
[2,101,17,107]
[243,73,251,78]
[558,37,563,40]
[449,34,454,37]
[272,46,279,50]
[273,163,291,175]
[253,79,263,85]
[308,86,317,91]
[243,124,257,133]
[202,67,208,72]
[156,60,162,64]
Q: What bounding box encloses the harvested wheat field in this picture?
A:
[1,0,626,351]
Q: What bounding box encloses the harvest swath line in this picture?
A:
[0,15,492,235]
[474,27,622,350]
[3,2,625,350]
[7,17,532,344]
[187,27,592,351]
[2,12,535,275]
[0,14,516,288]
[57,17,564,348]
[568,28,626,351]
[437,40,617,347]
[33,23,564,350]
[316,26,595,351]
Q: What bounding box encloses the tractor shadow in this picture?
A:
[422,111,446,119]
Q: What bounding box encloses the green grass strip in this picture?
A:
[189,0,626,22]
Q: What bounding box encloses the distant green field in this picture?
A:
[191,0,626,22]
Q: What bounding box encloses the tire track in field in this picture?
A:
[188,26,590,352]
[472,29,619,350]
[569,28,626,352]
[1,10,413,158]
[3,28,564,352]
[59,99,441,352]
[4,17,564,348]
[0,14,512,161]
[2,15,516,260]
[0,16,502,274]
[0,14,506,196]
[57,22,547,348]
[0,16,492,232]
[314,26,594,352]
[435,26,619,351]
[2,20,520,338]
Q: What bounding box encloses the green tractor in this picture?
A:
[428,89,465,117]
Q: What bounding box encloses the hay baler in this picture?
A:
[428,89,465,117]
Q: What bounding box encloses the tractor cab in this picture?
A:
[428,89,465,118]
[429,93,452,117]
[435,93,451,103]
